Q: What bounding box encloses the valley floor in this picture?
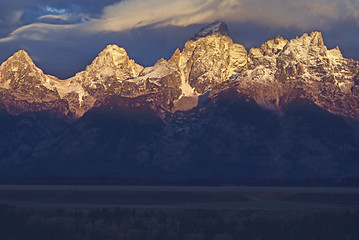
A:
[1,185,359,211]
[1,186,359,240]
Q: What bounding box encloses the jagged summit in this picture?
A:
[1,23,359,184]
[191,21,230,41]
[3,49,34,66]
[90,44,142,69]
[309,31,324,46]
[0,23,358,119]
[77,44,144,81]
[97,45,131,63]
[12,49,31,58]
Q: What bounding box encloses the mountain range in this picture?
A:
[1,22,359,184]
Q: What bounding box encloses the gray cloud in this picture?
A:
[2,0,359,43]
[3,0,359,42]
[92,0,359,30]
[0,0,118,36]
[37,14,90,25]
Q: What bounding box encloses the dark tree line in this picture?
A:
[1,204,359,240]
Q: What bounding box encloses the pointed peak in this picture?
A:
[100,44,128,56]
[85,44,143,78]
[310,31,324,46]
[12,50,33,62]
[328,46,343,59]
[310,31,323,38]
[191,21,230,41]
[2,50,36,68]
[14,49,29,57]
[298,31,321,40]
[297,31,324,47]
[91,44,136,68]
[168,48,181,65]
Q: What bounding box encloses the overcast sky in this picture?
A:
[1,0,359,79]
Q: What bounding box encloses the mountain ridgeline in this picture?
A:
[1,22,359,184]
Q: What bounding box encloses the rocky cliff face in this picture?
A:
[233,32,359,118]
[0,23,356,119]
[168,22,247,111]
[0,22,358,120]
[0,22,249,117]
[55,45,144,117]
[0,50,71,117]
[1,22,359,182]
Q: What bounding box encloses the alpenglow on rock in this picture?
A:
[0,22,358,119]
[0,50,70,116]
[235,31,359,117]
[168,22,247,111]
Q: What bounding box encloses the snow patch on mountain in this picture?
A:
[1,23,358,119]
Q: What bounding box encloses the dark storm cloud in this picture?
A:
[0,1,24,37]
